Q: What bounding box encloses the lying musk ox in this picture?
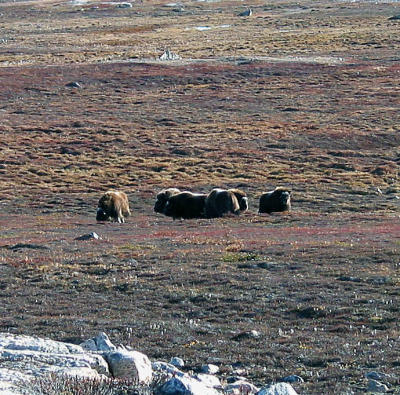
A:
[96,190,131,223]
[154,188,181,214]
[259,187,291,214]
[163,191,207,220]
[205,188,248,218]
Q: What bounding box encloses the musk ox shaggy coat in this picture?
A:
[259,187,291,214]
[163,191,207,220]
[154,188,181,214]
[96,190,131,223]
[205,188,245,218]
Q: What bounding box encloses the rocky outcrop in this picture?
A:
[0,332,151,394]
[3,332,392,394]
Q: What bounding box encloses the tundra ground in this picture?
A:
[0,0,399,393]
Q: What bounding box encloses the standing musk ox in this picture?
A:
[205,188,248,218]
[96,190,131,223]
[163,191,207,220]
[259,187,291,214]
[154,188,181,214]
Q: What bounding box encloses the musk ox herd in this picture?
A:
[96,187,291,222]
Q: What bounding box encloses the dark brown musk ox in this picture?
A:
[259,187,291,214]
[205,188,247,218]
[154,188,181,214]
[96,190,131,223]
[163,191,207,220]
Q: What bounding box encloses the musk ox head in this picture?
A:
[96,190,131,223]
[228,188,248,213]
[154,188,181,214]
[163,191,207,220]
[259,187,291,214]
[205,188,241,218]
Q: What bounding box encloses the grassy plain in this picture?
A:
[0,0,399,392]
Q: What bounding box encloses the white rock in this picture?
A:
[201,363,219,374]
[80,332,117,352]
[170,357,185,368]
[0,333,82,354]
[159,50,181,61]
[158,376,221,395]
[152,361,185,377]
[225,379,259,394]
[257,382,298,395]
[0,348,109,376]
[105,350,152,383]
[367,379,389,393]
[75,232,101,240]
[117,2,133,7]
[0,333,110,393]
[0,368,29,395]
[194,373,222,388]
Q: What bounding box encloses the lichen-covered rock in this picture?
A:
[105,350,152,383]
[0,333,110,394]
[157,376,221,395]
[194,373,222,389]
[152,361,185,377]
[257,383,298,395]
[367,379,388,393]
[80,332,117,353]
[225,379,259,394]
[201,364,219,374]
[169,357,185,368]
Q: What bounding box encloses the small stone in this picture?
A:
[75,232,101,241]
[116,2,133,7]
[225,379,259,394]
[238,8,252,17]
[201,364,219,374]
[158,376,220,395]
[281,375,304,383]
[365,371,388,381]
[232,330,260,341]
[170,357,185,368]
[159,50,181,61]
[367,379,388,393]
[65,81,82,88]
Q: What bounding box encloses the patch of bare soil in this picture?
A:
[0,0,399,393]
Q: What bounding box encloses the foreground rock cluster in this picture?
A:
[0,332,391,394]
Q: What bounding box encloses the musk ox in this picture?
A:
[96,190,131,223]
[259,187,291,214]
[205,188,247,218]
[154,188,181,214]
[163,191,207,220]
